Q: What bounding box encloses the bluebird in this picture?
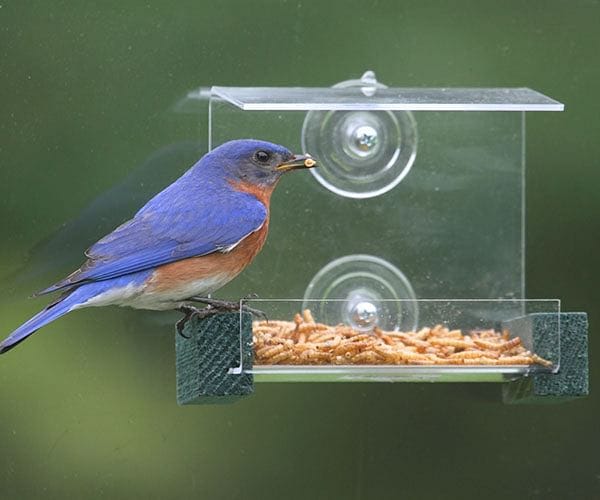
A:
[0,139,317,354]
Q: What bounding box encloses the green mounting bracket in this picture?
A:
[175,311,588,405]
[503,312,589,404]
[176,312,253,405]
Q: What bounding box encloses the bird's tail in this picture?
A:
[0,287,91,354]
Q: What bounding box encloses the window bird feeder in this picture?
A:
[175,71,588,404]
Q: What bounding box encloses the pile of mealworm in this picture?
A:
[253,309,552,367]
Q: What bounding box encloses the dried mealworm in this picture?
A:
[498,337,522,352]
[351,351,384,364]
[302,309,315,323]
[429,338,474,350]
[380,334,396,346]
[308,332,337,343]
[256,344,285,359]
[414,327,432,340]
[450,350,500,360]
[531,354,553,367]
[395,333,430,350]
[473,338,505,351]
[301,350,331,362]
[269,351,292,365]
[314,337,342,350]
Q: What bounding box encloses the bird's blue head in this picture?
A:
[204,139,317,188]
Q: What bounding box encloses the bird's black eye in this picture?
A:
[254,150,271,163]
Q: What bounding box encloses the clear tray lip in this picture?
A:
[212,86,564,111]
[249,365,533,383]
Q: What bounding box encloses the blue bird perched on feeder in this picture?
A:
[0,139,317,354]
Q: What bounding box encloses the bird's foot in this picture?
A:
[187,296,267,321]
[176,305,219,338]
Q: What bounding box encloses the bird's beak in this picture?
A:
[276,154,318,172]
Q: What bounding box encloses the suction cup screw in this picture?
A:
[350,301,378,329]
[353,125,379,154]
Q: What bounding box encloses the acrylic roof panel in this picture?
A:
[212,86,564,111]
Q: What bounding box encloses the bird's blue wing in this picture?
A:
[38,190,267,295]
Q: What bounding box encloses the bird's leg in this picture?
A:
[188,296,267,321]
[188,297,237,309]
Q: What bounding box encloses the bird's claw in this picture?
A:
[176,305,197,338]
[242,304,268,322]
[176,305,220,338]
[241,293,268,321]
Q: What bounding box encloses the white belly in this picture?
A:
[77,272,235,311]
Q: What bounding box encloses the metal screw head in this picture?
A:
[353,125,379,152]
[350,301,378,329]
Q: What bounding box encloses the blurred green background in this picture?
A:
[1,1,598,498]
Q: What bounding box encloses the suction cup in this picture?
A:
[303,254,418,333]
[301,71,418,199]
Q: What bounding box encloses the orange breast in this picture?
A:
[148,221,270,292]
[148,180,276,293]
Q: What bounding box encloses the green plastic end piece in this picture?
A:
[503,312,589,404]
[176,312,254,405]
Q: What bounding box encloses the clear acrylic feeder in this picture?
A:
[177,72,587,399]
